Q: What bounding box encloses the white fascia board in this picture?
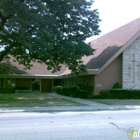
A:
[0,74,61,78]
[0,69,99,79]
[87,69,99,74]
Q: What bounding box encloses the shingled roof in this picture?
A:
[0,18,140,76]
[84,17,140,72]
[51,18,140,74]
[0,56,67,76]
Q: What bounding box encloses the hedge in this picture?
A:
[53,86,78,97]
[99,89,140,99]
[53,86,90,98]
[53,86,63,94]
[0,88,15,94]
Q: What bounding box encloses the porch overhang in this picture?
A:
[0,68,99,79]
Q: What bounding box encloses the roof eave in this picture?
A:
[0,74,62,79]
[87,69,99,74]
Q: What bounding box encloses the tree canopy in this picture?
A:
[0,0,101,73]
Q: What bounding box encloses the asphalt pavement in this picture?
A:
[0,93,140,113]
[1,110,140,140]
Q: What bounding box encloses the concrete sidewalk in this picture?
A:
[0,93,140,113]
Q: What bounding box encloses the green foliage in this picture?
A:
[53,86,63,94]
[53,82,93,98]
[99,90,111,99]
[62,86,78,97]
[0,88,15,94]
[76,90,89,98]
[99,89,140,99]
[112,82,122,89]
[77,82,93,98]
[77,82,93,93]
[0,0,101,73]
[53,86,78,97]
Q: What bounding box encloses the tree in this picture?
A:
[0,0,101,73]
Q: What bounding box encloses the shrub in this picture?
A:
[53,86,63,94]
[77,82,93,98]
[112,82,122,89]
[110,89,140,99]
[78,82,93,93]
[100,90,111,99]
[53,86,78,97]
[76,90,89,98]
[0,88,15,94]
[53,85,92,98]
[53,82,93,98]
[68,86,78,97]
[99,89,140,99]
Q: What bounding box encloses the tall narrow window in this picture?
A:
[0,79,4,88]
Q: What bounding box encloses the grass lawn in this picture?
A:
[92,99,140,105]
[0,93,83,107]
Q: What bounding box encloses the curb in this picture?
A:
[0,106,140,113]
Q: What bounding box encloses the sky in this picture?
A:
[86,0,140,42]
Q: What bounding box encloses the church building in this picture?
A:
[0,18,140,95]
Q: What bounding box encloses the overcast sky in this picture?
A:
[86,0,140,42]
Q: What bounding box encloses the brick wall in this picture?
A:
[94,54,122,95]
[123,35,140,89]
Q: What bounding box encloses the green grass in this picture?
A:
[91,99,140,105]
[0,93,83,107]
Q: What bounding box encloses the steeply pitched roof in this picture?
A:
[84,17,140,73]
[0,18,140,76]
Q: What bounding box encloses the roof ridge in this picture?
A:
[90,17,140,43]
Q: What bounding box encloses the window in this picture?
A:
[0,78,4,88]
[5,79,16,88]
[75,78,83,85]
